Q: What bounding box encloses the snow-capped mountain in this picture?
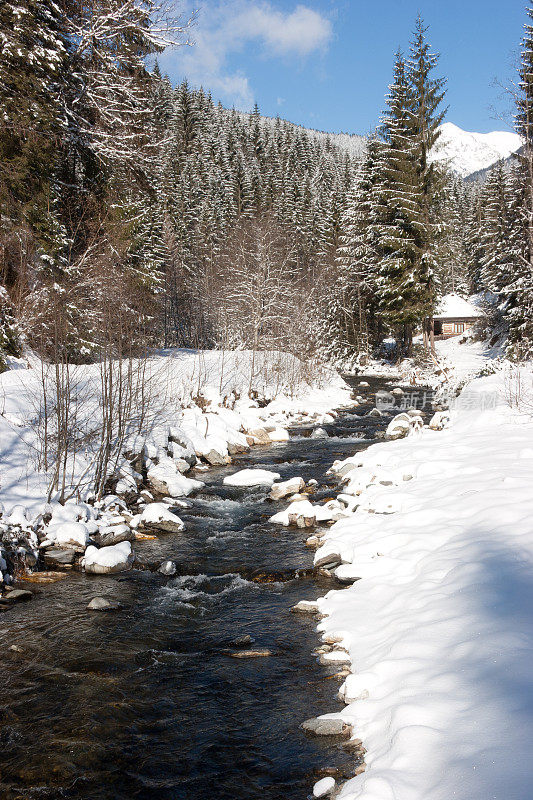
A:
[245,113,521,180]
[431,122,522,178]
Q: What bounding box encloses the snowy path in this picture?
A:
[435,335,496,384]
[309,347,533,800]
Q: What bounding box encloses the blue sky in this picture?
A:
[160,0,527,135]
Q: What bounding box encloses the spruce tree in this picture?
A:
[374,51,424,352]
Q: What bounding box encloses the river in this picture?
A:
[0,376,433,800]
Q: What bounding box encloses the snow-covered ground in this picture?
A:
[0,348,351,517]
[301,340,533,799]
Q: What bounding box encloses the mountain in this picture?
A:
[240,111,368,160]
[430,122,522,178]
[464,145,525,183]
[247,115,521,180]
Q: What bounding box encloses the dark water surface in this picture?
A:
[0,377,430,800]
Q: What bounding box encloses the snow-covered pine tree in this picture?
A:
[0,286,22,372]
[478,161,517,296]
[323,138,382,364]
[433,175,474,296]
[508,5,533,357]
[407,15,447,321]
[374,50,424,352]
[0,0,69,311]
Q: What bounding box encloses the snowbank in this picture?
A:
[0,348,351,517]
[309,365,533,800]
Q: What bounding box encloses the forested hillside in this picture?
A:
[2,1,533,372]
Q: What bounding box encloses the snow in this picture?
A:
[146,462,204,497]
[310,352,533,800]
[270,497,348,525]
[138,503,185,530]
[268,427,290,442]
[82,541,133,574]
[223,468,281,487]
[0,348,351,516]
[433,293,484,319]
[431,122,522,178]
[313,777,336,797]
[51,521,90,547]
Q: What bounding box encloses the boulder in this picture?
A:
[229,649,272,658]
[168,428,197,466]
[429,410,450,430]
[227,441,249,455]
[232,634,255,647]
[315,552,342,569]
[6,505,30,528]
[43,548,76,568]
[223,468,280,488]
[0,588,33,605]
[204,448,230,466]
[147,463,204,497]
[291,599,319,614]
[311,427,329,439]
[313,777,336,798]
[269,477,305,501]
[173,458,191,475]
[87,597,121,611]
[248,428,271,445]
[82,542,134,575]
[138,503,185,533]
[158,560,177,576]
[93,523,134,547]
[386,412,411,440]
[270,498,317,527]
[301,717,351,737]
[289,511,316,528]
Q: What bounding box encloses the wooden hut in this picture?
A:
[432,294,484,339]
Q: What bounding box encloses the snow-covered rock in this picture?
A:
[6,505,30,528]
[268,427,289,442]
[93,523,133,547]
[312,777,335,798]
[147,462,204,497]
[386,412,412,440]
[53,522,90,548]
[270,498,317,527]
[223,468,280,487]
[269,476,305,500]
[429,410,450,430]
[82,541,134,574]
[138,502,185,533]
[311,427,328,439]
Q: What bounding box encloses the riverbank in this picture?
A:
[0,348,353,589]
[301,341,533,800]
[0,377,403,800]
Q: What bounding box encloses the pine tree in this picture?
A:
[509,5,533,357]
[374,51,424,351]
[407,15,447,298]
[373,19,446,354]
[0,287,21,372]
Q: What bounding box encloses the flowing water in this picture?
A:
[0,377,433,800]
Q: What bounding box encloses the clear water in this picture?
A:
[0,377,430,800]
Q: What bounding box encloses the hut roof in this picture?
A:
[433,294,484,320]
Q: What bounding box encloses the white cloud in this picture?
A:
[159,1,333,110]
